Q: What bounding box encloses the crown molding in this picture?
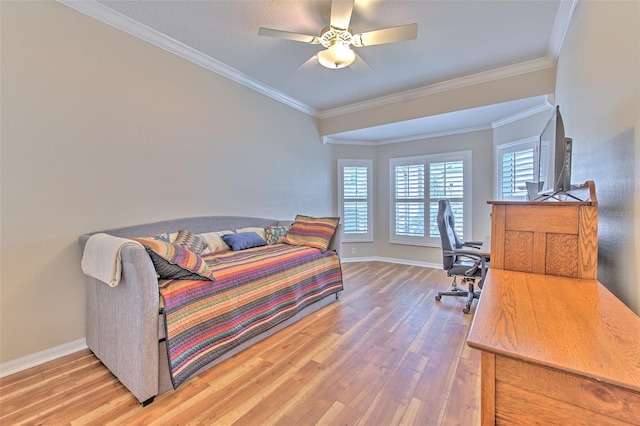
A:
[320,0,577,120]
[324,123,492,146]
[322,136,378,145]
[547,0,579,63]
[378,124,492,145]
[57,0,319,117]
[58,0,573,121]
[318,57,555,119]
[491,100,554,128]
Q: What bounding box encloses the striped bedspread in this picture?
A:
[158,244,344,388]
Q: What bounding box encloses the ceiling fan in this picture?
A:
[258,0,418,71]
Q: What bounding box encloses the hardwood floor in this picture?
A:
[0,262,481,425]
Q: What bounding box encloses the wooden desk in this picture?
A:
[467,269,640,425]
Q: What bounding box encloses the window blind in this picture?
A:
[390,151,471,245]
[501,148,534,198]
[343,166,369,234]
[394,164,425,237]
[338,159,373,242]
[429,161,464,238]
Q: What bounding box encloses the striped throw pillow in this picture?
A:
[131,238,215,281]
[283,215,339,251]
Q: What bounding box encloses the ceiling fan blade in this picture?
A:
[293,53,321,73]
[258,27,320,44]
[352,23,418,47]
[330,0,355,31]
[350,52,373,76]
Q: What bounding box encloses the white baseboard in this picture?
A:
[0,338,88,378]
[341,256,442,270]
[0,259,441,378]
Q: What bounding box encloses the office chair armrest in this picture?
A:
[453,249,490,263]
[448,248,486,259]
[462,241,483,248]
[445,249,489,282]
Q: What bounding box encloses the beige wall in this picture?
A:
[0,1,334,363]
[554,0,640,314]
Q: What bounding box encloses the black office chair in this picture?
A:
[434,199,489,314]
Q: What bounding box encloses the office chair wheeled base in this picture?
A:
[435,277,481,314]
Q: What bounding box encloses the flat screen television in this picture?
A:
[534,105,573,197]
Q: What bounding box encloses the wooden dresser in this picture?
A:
[467,182,640,425]
[488,181,598,280]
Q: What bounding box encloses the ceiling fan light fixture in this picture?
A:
[318,43,356,69]
[258,0,418,73]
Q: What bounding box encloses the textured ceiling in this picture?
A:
[64,0,574,141]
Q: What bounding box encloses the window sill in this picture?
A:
[343,238,374,243]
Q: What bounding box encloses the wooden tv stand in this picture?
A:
[468,182,640,425]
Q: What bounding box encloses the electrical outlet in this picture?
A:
[351,247,357,254]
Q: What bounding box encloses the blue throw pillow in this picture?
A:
[222,232,268,251]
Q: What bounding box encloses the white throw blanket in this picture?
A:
[81,233,144,287]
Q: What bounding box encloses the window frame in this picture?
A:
[389,151,472,247]
[338,159,373,243]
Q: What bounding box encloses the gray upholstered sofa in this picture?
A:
[78,216,342,405]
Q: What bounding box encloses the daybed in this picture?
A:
[78,215,343,406]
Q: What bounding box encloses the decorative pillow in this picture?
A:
[264,225,290,245]
[236,227,267,241]
[284,215,340,251]
[131,238,214,281]
[136,232,170,243]
[173,229,209,255]
[199,230,234,254]
[222,232,268,251]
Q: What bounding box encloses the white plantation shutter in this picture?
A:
[391,151,471,245]
[497,138,538,201]
[429,160,464,238]
[343,166,368,234]
[338,159,373,242]
[501,149,534,198]
[394,164,425,237]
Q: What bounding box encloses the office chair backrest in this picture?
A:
[437,199,463,270]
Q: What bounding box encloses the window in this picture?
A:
[338,159,373,242]
[496,137,545,201]
[390,151,471,246]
